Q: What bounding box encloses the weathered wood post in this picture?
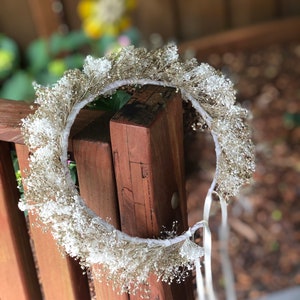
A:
[72,112,129,300]
[0,141,42,300]
[0,84,195,300]
[14,107,107,300]
[110,85,194,300]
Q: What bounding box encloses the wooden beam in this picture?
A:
[0,99,104,145]
[179,16,300,59]
[26,0,63,37]
[72,112,129,300]
[110,85,193,300]
[15,144,91,300]
[176,0,227,41]
[0,141,42,300]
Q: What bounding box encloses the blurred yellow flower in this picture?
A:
[78,0,136,39]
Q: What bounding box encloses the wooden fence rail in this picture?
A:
[0,85,193,300]
[1,0,300,50]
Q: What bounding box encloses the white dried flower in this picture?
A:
[20,44,255,297]
[83,56,112,80]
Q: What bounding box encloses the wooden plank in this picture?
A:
[176,0,227,41]
[280,0,300,16]
[0,99,104,145]
[228,0,277,27]
[72,112,129,300]
[179,16,300,59]
[0,0,37,50]
[26,0,63,37]
[15,144,91,300]
[0,141,42,300]
[110,85,193,300]
[134,0,177,42]
[62,0,82,30]
[0,100,37,144]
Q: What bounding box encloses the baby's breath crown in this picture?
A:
[19,44,255,296]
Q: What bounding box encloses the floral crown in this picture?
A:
[19,44,255,298]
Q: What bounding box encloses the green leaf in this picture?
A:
[16,170,24,194]
[65,30,91,51]
[0,70,35,101]
[49,32,66,56]
[36,55,84,86]
[26,39,50,74]
[10,150,20,173]
[36,70,61,85]
[94,34,117,56]
[10,150,24,197]
[87,90,131,111]
[64,54,85,70]
[50,31,90,55]
[68,161,77,185]
[0,34,19,79]
[122,27,141,46]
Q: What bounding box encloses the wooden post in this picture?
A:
[0,141,42,300]
[26,0,63,37]
[110,85,194,300]
[72,112,129,300]
[11,107,106,300]
[15,144,91,300]
[179,17,300,59]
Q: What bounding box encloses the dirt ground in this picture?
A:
[184,42,300,299]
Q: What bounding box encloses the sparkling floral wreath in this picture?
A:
[19,44,255,299]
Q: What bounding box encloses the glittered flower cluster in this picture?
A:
[19,44,255,297]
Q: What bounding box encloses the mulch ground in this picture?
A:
[184,41,300,299]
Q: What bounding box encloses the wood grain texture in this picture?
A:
[229,0,277,27]
[134,0,177,41]
[62,0,82,30]
[176,0,227,40]
[280,0,300,16]
[72,112,129,300]
[26,0,63,37]
[15,143,91,300]
[0,141,42,300]
[0,98,104,145]
[2,0,300,47]
[179,17,300,59]
[0,99,36,144]
[110,85,193,300]
[0,0,37,50]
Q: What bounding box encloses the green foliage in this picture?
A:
[94,34,117,55]
[87,90,131,111]
[10,150,24,196]
[2,29,137,197]
[50,30,90,55]
[26,39,51,75]
[0,34,19,80]
[68,160,78,186]
[0,28,139,102]
[0,70,34,100]
[284,112,300,128]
